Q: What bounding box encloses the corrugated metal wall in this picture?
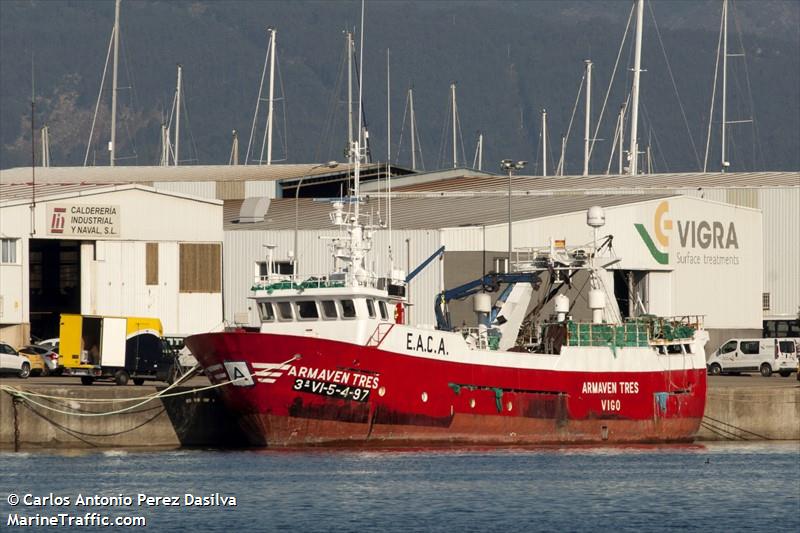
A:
[154,181,216,199]
[761,187,800,319]
[223,228,441,327]
[81,240,222,336]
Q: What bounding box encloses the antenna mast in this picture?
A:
[542,109,547,176]
[451,82,457,168]
[409,88,417,170]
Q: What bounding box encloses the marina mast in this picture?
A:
[628,0,644,176]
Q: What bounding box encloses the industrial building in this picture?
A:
[223,191,763,352]
[0,182,223,346]
[2,165,796,353]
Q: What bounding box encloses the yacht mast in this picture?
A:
[109,0,120,166]
[174,64,182,166]
[347,31,354,164]
[409,88,417,171]
[628,0,644,176]
[721,0,728,172]
[583,59,592,176]
[451,82,457,168]
[265,28,276,165]
[541,109,547,176]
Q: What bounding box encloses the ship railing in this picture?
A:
[458,327,489,350]
[366,323,394,347]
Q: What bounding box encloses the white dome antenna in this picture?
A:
[587,206,605,228]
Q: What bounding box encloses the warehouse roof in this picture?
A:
[387,171,800,194]
[0,163,389,185]
[224,193,677,231]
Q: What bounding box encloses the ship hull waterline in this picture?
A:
[185,332,707,448]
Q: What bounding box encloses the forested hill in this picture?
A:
[1,0,798,173]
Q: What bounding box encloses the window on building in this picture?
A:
[277,302,293,320]
[762,293,770,311]
[146,243,159,285]
[340,299,357,318]
[1,239,17,264]
[739,341,760,355]
[321,300,338,319]
[257,302,275,321]
[378,301,388,320]
[366,299,376,318]
[179,243,221,293]
[296,300,319,320]
[493,256,508,273]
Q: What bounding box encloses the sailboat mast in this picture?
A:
[347,31,354,164]
[618,103,626,174]
[266,28,276,166]
[542,108,547,176]
[451,82,457,168]
[174,64,182,166]
[409,88,417,170]
[583,60,592,176]
[721,0,728,172]
[628,0,644,176]
[110,0,120,166]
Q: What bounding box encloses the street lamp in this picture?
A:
[500,159,527,269]
[294,161,339,279]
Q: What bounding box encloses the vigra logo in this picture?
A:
[635,201,670,265]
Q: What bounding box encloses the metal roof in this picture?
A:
[0,182,222,207]
[224,193,676,231]
[0,163,387,185]
[389,171,800,194]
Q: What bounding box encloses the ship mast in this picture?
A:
[583,59,592,176]
[628,0,644,176]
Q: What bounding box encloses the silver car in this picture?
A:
[0,341,32,378]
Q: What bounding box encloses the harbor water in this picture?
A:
[1,442,798,532]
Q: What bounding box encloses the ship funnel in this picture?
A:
[554,294,570,322]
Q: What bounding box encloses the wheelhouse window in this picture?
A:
[366,299,376,318]
[321,300,338,319]
[378,301,388,320]
[666,344,683,355]
[340,299,357,319]
[683,344,693,354]
[258,302,275,321]
[277,302,293,320]
[296,300,319,320]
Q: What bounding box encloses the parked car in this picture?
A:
[0,341,32,378]
[18,345,60,375]
[707,338,797,377]
[37,338,60,353]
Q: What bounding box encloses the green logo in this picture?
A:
[636,201,670,265]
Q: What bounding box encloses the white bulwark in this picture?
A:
[0,184,223,345]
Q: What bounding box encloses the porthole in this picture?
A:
[506,401,513,412]
[469,398,476,408]
[378,386,386,397]
[421,392,428,403]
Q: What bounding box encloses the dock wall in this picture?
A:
[697,386,800,441]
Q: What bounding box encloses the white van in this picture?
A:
[707,338,798,377]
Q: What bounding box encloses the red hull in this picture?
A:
[185,332,707,447]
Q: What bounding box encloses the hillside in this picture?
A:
[1,0,798,173]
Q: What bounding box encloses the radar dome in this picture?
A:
[587,206,605,228]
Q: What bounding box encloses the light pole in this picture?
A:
[500,159,527,270]
[294,161,339,278]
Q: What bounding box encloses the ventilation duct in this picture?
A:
[237,197,270,223]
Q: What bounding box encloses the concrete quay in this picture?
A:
[1,376,797,449]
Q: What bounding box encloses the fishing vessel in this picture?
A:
[185,140,708,447]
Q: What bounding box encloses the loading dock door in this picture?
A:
[101,318,127,367]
